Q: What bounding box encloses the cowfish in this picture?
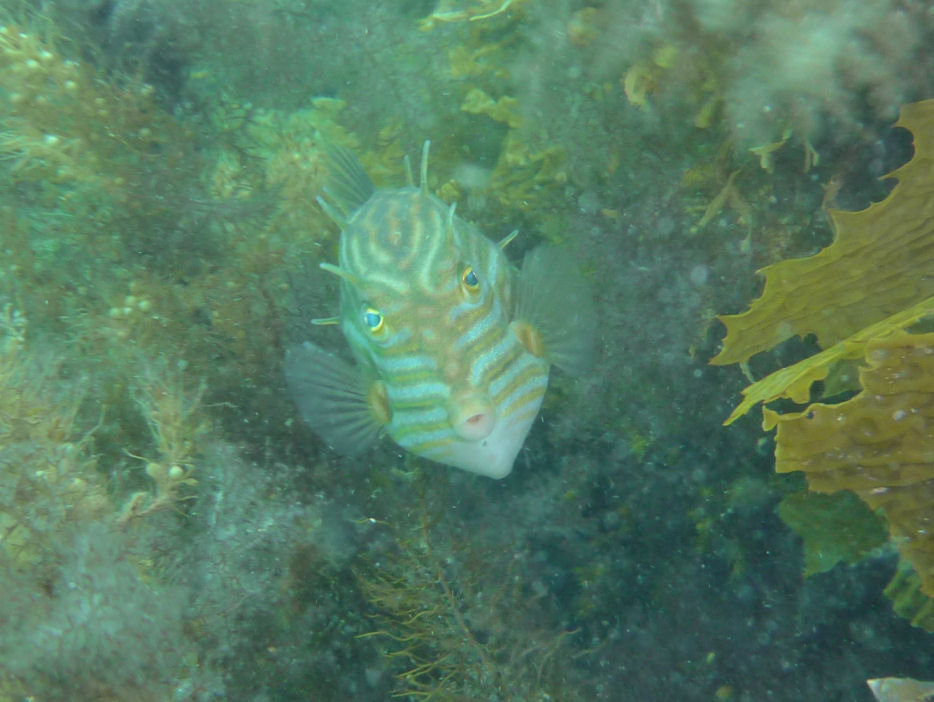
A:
[868,677,934,702]
[285,142,596,479]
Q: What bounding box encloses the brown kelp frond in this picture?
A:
[713,99,934,621]
[713,100,934,369]
[767,332,934,596]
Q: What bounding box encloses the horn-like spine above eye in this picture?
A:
[420,140,431,194]
[403,153,414,187]
[446,202,457,236]
[320,262,359,287]
[498,229,519,249]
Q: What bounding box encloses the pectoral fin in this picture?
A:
[512,245,597,376]
[285,342,390,455]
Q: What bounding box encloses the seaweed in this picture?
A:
[713,99,934,617]
[0,304,110,576]
[118,365,207,526]
[420,2,570,228]
[777,490,887,577]
[712,100,934,368]
[767,332,934,595]
[0,304,207,699]
[356,476,588,701]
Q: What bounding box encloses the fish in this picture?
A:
[285,142,596,478]
[868,677,934,702]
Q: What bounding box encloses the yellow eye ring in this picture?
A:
[461,266,480,292]
[363,307,384,334]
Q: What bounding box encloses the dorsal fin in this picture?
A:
[420,140,431,194]
[320,142,375,219]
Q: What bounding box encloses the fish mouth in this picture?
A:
[448,391,496,441]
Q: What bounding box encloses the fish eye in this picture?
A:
[363,306,384,334]
[461,266,480,292]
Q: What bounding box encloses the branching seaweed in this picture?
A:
[119,365,208,526]
[0,304,111,575]
[357,478,586,701]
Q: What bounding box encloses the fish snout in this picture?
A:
[447,390,496,441]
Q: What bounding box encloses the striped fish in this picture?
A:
[285,142,595,478]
